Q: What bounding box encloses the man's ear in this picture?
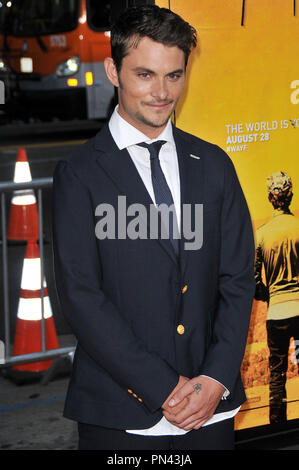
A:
[104,57,120,88]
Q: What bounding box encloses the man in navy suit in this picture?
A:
[52,5,255,450]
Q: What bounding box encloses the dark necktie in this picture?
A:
[138,140,179,256]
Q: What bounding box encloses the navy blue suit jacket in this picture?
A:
[52,123,255,429]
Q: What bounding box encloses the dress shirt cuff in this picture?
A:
[199,375,230,400]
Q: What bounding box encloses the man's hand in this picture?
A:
[162,375,190,416]
[163,376,225,430]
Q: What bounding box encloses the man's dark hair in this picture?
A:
[110,5,197,73]
[268,191,293,210]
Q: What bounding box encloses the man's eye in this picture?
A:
[138,73,150,79]
[168,74,181,80]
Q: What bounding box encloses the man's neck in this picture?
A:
[273,206,292,216]
[116,108,169,140]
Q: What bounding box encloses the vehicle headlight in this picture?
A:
[56,56,80,77]
[0,58,7,71]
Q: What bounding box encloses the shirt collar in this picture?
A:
[108,105,174,150]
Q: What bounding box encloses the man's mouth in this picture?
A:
[145,101,173,110]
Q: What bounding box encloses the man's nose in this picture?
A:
[151,78,168,101]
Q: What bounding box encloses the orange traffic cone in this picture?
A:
[7,148,39,242]
[12,239,59,374]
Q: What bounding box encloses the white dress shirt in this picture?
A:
[108,106,240,436]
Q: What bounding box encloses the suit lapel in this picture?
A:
[173,126,205,278]
[94,124,178,266]
[93,124,205,271]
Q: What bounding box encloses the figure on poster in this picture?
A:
[254,171,299,423]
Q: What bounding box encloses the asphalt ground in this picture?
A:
[0,335,77,451]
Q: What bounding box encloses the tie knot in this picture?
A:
[138,140,166,159]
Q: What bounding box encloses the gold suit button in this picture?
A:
[177,324,185,335]
[128,389,133,394]
[138,397,143,403]
[133,393,138,398]
[181,285,188,294]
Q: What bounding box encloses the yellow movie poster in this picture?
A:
[157,0,299,430]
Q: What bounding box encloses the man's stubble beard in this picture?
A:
[134,108,173,129]
[118,74,175,130]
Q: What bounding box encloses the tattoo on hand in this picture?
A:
[193,383,202,394]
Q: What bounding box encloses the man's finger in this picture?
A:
[193,420,206,430]
[163,408,208,430]
[181,418,202,430]
[178,410,212,429]
[167,381,194,408]
[163,396,189,415]
[163,401,199,426]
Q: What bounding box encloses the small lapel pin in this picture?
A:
[190,154,200,160]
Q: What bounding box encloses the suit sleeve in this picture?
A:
[52,160,179,412]
[200,149,255,393]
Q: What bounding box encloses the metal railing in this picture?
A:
[0,177,75,368]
